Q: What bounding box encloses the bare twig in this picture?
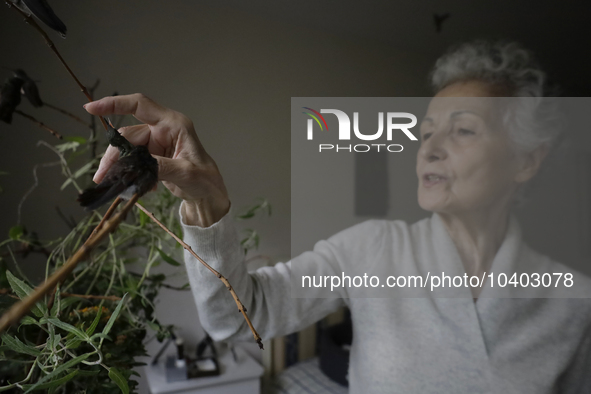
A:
[61,293,121,301]
[88,197,122,241]
[14,110,62,139]
[44,102,91,128]
[134,202,264,349]
[0,195,139,334]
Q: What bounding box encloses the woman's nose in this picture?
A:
[420,131,447,162]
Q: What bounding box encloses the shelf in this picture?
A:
[145,345,264,394]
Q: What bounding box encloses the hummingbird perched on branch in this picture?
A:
[9,0,67,37]
[77,124,159,211]
[13,69,43,108]
[0,77,24,124]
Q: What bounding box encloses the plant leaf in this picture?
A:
[22,370,79,391]
[72,162,94,179]
[55,141,80,153]
[60,178,73,191]
[59,297,81,312]
[86,305,102,337]
[18,316,39,329]
[1,333,41,357]
[24,353,90,393]
[6,271,46,317]
[139,210,148,227]
[8,225,25,240]
[156,248,181,266]
[89,333,111,342]
[102,293,128,338]
[50,287,61,317]
[46,318,88,341]
[65,136,87,144]
[65,337,83,350]
[108,368,129,394]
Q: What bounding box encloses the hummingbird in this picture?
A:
[9,0,67,37]
[105,117,134,157]
[13,69,43,108]
[0,77,24,124]
[77,144,159,211]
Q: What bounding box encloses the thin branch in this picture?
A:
[61,293,121,301]
[134,202,264,349]
[44,102,91,128]
[88,197,122,240]
[14,110,62,139]
[7,3,90,100]
[0,195,139,334]
[0,289,19,299]
[7,2,109,133]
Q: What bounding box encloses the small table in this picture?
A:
[144,346,264,394]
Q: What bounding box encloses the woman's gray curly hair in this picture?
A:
[430,39,564,155]
[430,39,566,205]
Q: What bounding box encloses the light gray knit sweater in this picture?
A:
[180,203,591,393]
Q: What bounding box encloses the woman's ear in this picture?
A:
[514,143,550,183]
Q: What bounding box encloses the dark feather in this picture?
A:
[12,0,67,36]
[77,182,127,211]
[105,118,134,157]
[78,145,158,211]
[0,77,24,124]
[14,69,43,107]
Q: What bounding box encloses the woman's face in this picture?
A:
[416,80,523,215]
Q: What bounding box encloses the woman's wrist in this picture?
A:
[182,197,230,228]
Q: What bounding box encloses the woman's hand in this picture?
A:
[84,93,230,227]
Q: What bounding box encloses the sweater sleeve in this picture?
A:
[179,201,346,342]
[556,323,591,394]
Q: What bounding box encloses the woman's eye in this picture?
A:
[422,132,432,141]
[458,128,474,135]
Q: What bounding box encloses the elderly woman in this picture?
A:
[86,40,591,393]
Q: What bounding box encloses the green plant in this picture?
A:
[0,3,267,392]
[0,137,187,392]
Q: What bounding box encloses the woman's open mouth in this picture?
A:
[423,173,447,187]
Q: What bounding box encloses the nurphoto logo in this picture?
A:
[302,108,419,153]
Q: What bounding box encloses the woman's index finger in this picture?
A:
[84,93,172,126]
